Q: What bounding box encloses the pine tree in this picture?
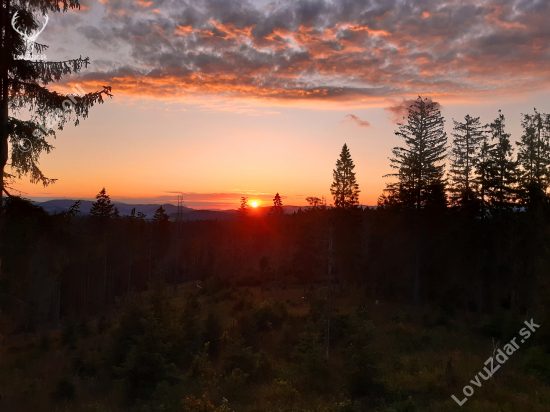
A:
[270,193,284,215]
[475,131,492,217]
[330,144,360,208]
[448,115,485,207]
[486,111,517,211]
[237,197,249,217]
[1,0,112,209]
[90,188,114,218]
[384,96,448,209]
[516,109,550,207]
[306,196,326,210]
[153,205,169,223]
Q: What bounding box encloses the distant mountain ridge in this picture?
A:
[32,199,308,221]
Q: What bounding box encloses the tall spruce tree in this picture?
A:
[237,196,249,217]
[270,192,284,215]
[152,205,169,223]
[330,143,360,208]
[475,131,493,217]
[486,111,516,211]
[448,115,485,207]
[1,0,111,274]
[90,187,114,218]
[516,109,550,207]
[384,96,447,209]
[1,0,112,208]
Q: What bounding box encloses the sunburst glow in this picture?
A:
[251,201,258,208]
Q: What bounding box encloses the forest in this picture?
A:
[1,0,550,410]
[1,97,550,411]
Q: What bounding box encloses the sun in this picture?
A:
[251,201,258,208]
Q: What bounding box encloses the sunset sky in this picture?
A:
[11,0,550,209]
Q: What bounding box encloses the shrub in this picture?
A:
[223,368,249,396]
[253,301,287,332]
[291,323,327,378]
[61,317,78,349]
[329,313,351,345]
[115,313,179,402]
[203,313,223,355]
[265,379,299,404]
[385,397,417,412]
[39,332,50,351]
[476,309,521,341]
[524,346,550,384]
[189,343,216,385]
[342,310,381,398]
[182,393,232,412]
[221,336,258,375]
[51,376,76,401]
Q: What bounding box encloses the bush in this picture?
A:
[189,343,216,385]
[115,313,179,402]
[39,332,50,351]
[385,397,417,412]
[329,313,351,345]
[476,309,521,341]
[222,368,249,397]
[291,323,328,379]
[221,337,258,375]
[342,311,380,398]
[253,301,287,331]
[51,376,76,401]
[524,346,550,384]
[182,394,233,412]
[61,317,78,349]
[232,298,251,313]
[265,379,299,404]
[203,313,223,355]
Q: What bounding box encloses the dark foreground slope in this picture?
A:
[0,284,549,412]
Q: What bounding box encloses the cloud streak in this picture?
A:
[343,114,370,127]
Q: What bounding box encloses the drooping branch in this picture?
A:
[10,80,112,127]
[11,57,91,84]
[8,116,56,185]
[2,186,15,198]
[12,0,81,15]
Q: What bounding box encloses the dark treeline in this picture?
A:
[2,96,550,333]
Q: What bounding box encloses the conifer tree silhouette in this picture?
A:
[516,109,550,208]
[486,111,517,212]
[153,205,169,223]
[448,115,485,208]
[1,0,112,209]
[237,196,249,217]
[90,188,115,219]
[330,144,360,208]
[383,96,447,209]
[270,193,284,215]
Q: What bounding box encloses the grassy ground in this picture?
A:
[0,285,549,412]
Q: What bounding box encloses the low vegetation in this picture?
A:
[0,284,548,412]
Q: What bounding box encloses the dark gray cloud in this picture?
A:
[66,0,550,102]
[384,97,442,123]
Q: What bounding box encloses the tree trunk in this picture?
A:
[53,276,60,328]
[0,1,11,279]
[412,243,420,307]
[103,245,107,303]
